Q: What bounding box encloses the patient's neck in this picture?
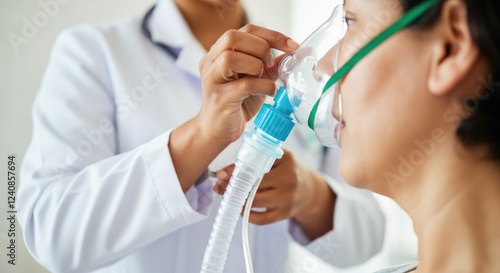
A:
[394,139,500,273]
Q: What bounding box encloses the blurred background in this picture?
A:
[0,0,417,272]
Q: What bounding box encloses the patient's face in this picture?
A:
[337,0,441,195]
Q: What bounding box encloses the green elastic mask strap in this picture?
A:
[308,0,439,130]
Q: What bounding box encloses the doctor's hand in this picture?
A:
[197,24,299,145]
[214,149,336,241]
[169,25,297,192]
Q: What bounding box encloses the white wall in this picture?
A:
[290,0,342,42]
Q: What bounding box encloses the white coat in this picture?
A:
[18,0,386,272]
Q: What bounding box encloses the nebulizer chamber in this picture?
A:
[200,5,346,273]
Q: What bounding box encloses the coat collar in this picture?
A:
[148,0,206,77]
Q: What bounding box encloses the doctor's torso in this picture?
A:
[55,5,328,273]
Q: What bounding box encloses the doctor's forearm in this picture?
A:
[169,118,229,192]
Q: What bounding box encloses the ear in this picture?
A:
[428,1,480,96]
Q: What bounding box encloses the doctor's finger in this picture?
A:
[214,179,274,195]
[211,51,266,83]
[251,188,288,208]
[249,208,286,226]
[219,77,277,100]
[259,168,297,191]
[216,164,235,180]
[214,179,229,195]
[239,24,299,53]
[204,29,275,68]
[262,53,288,81]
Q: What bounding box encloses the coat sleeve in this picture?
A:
[18,25,213,273]
[303,176,386,267]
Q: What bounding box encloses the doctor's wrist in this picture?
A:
[193,112,240,147]
[169,117,228,192]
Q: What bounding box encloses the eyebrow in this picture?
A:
[345,10,355,18]
[344,0,358,17]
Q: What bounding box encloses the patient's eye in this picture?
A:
[345,16,356,28]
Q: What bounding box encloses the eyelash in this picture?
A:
[345,17,356,27]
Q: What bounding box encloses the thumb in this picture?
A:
[263,53,289,81]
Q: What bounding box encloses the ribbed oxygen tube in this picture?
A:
[200,87,295,273]
[200,137,275,273]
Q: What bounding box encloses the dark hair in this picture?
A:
[401,0,500,161]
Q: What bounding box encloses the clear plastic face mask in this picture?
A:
[279,4,346,147]
[278,0,439,147]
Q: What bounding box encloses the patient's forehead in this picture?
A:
[345,0,399,4]
[345,0,404,16]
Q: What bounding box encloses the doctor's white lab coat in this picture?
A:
[18,0,386,272]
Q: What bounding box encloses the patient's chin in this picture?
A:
[339,160,368,189]
[340,160,389,196]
